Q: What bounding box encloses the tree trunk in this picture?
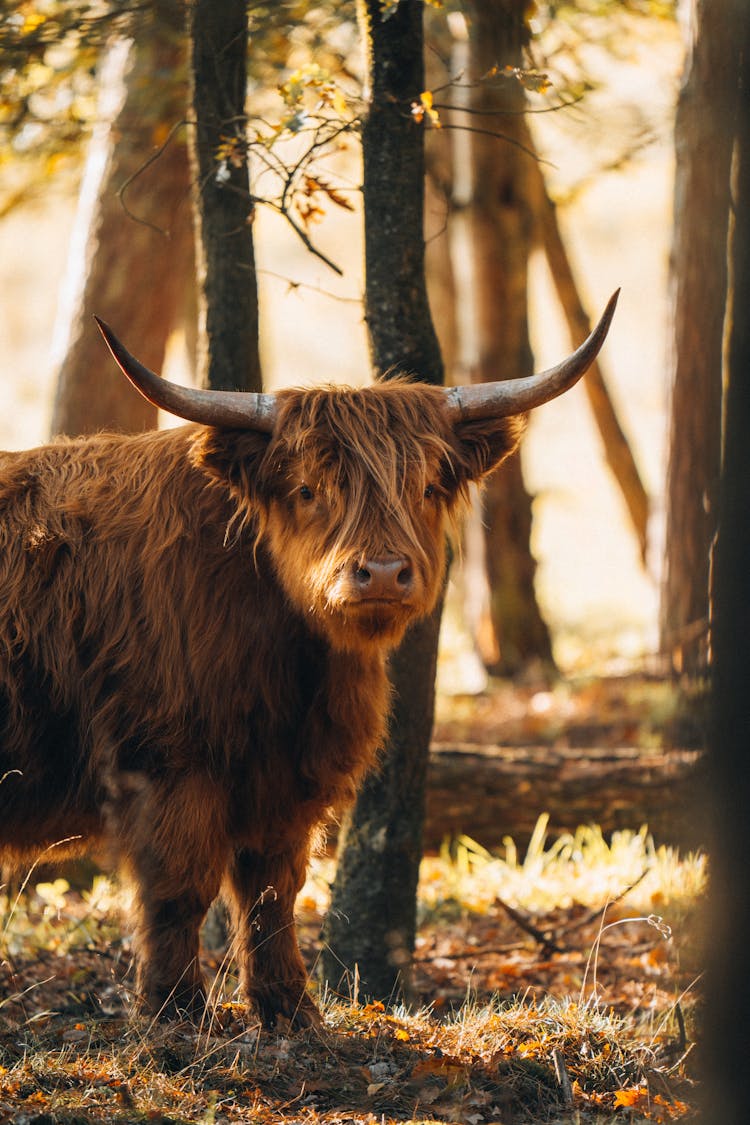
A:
[190,0,261,393]
[704,7,750,1121]
[321,0,444,1004]
[188,0,262,954]
[467,0,554,676]
[660,0,738,673]
[51,0,193,436]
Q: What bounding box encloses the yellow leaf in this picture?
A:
[517,1039,544,1058]
[613,1087,646,1107]
[411,91,441,129]
[412,1057,466,1083]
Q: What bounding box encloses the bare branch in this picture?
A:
[117,118,192,237]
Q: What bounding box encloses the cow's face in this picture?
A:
[95,291,617,651]
[192,383,524,651]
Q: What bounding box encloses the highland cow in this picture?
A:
[0,292,617,1027]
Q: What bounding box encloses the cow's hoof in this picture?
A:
[250,986,322,1031]
[140,985,208,1025]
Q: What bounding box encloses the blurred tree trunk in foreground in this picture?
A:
[467,0,554,677]
[704,7,750,1121]
[51,0,193,437]
[660,0,738,673]
[321,0,444,1004]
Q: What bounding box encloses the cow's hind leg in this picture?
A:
[114,774,227,1020]
[226,844,320,1029]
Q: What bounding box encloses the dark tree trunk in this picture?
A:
[51,0,192,436]
[189,0,262,954]
[466,0,554,676]
[190,0,261,393]
[358,4,443,383]
[704,7,750,1121]
[320,0,444,1004]
[660,0,738,673]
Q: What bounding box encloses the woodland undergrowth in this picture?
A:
[0,818,705,1125]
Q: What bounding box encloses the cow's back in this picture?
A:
[0,428,266,859]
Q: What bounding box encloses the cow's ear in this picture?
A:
[450,415,527,485]
[190,427,272,492]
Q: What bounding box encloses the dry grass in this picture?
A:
[0,820,704,1124]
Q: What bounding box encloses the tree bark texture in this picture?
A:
[51,0,193,436]
[422,743,705,855]
[321,0,444,1004]
[190,0,261,393]
[660,0,739,672]
[466,0,554,676]
[324,602,444,1002]
[704,6,750,1121]
[358,2,444,384]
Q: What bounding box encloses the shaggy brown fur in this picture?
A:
[0,382,522,1026]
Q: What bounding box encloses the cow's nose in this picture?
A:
[354,557,413,600]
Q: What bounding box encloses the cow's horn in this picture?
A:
[94,317,278,432]
[444,289,620,422]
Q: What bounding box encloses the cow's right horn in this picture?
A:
[444,289,620,422]
[94,318,278,432]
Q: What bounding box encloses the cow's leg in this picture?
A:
[114,774,227,1020]
[226,844,320,1029]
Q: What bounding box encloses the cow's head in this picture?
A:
[95,291,618,652]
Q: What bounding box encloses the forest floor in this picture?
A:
[0,678,705,1125]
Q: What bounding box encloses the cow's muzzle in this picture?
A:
[351,556,414,603]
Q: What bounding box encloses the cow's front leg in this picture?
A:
[114,774,227,1020]
[133,885,219,1019]
[226,845,320,1029]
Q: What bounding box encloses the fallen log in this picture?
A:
[30,745,706,892]
[422,743,706,854]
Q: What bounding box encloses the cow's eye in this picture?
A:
[299,484,314,502]
[424,483,435,499]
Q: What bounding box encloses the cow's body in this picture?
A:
[0,389,519,1025]
[0,293,617,1026]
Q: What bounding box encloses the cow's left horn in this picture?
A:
[444,289,620,422]
[94,318,278,432]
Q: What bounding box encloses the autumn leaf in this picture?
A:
[502,64,552,94]
[318,83,348,117]
[303,175,355,213]
[412,1056,467,1085]
[411,91,441,128]
[517,1038,546,1058]
[215,135,246,169]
